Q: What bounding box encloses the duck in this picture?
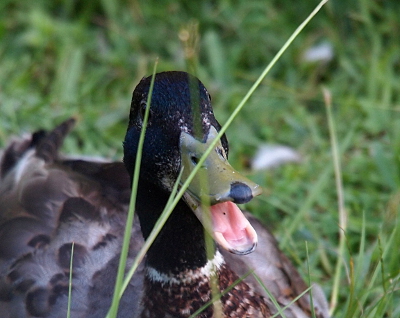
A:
[0,71,329,318]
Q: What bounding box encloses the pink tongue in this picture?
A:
[210,201,257,253]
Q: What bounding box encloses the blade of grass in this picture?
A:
[323,87,348,315]
[305,241,316,318]
[67,242,74,318]
[106,60,158,318]
[344,211,365,318]
[377,237,387,293]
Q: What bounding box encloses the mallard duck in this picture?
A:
[0,71,329,317]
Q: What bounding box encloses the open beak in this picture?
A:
[180,126,262,255]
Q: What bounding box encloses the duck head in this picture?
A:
[123,71,262,255]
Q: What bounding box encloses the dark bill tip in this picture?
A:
[230,182,253,204]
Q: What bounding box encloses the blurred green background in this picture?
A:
[1,0,399,316]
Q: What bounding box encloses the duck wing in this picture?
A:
[0,119,144,318]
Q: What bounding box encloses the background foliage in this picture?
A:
[1,0,399,316]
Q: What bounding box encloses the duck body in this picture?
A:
[0,120,145,317]
[0,71,329,318]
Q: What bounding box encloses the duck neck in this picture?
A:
[136,179,216,275]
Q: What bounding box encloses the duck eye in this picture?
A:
[190,155,199,165]
[139,100,150,121]
[216,147,225,160]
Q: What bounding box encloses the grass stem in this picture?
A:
[323,87,347,315]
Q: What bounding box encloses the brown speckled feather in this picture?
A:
[141,262,271,318]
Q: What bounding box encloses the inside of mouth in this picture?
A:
[210,201,257,255]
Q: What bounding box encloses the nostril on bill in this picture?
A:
[230,182,253,204]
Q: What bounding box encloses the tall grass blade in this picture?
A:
[106,60,158,318]
[323,87,347,315]
[67,242,74,318]
[344,211,365,318]
[305,242,316,318]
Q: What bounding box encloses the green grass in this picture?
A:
[1,0,400,317]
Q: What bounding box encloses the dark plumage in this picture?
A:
[0,71,329,317]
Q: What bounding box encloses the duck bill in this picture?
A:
[180,127,262,255]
